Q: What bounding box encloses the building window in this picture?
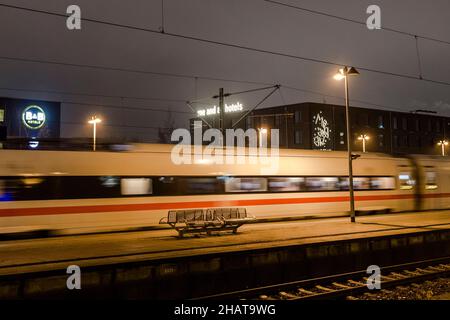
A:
[295,130,302,144]
[246,117,252,129]
[401,135,408,147]
[402,118,408,131]
[393,135,399,148]
[359,113,369,126]
[436,120,441,133]
[377,115,384,129]
[378,134,384,147]
[415,119,420,131]
[275,115,280,128]
[0,109,4,123]
[393,116,398,130]
[294,111,302,123]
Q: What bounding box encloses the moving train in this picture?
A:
[0,144,449,233]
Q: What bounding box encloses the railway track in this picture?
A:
[194,257,450,300]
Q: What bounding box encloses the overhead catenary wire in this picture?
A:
[232,85,281,129]
[414,36,423,80]
[0,3,450,87]
[263,0,450,46]
[0,81,423,117]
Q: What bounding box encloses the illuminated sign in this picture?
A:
[197,102,243,117]
[22,105,46,129]
[0,108,4,122]
[312,111,331,149]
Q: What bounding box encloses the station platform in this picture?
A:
[1,210,449,276]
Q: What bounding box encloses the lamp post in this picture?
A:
[358,134,370,153]
[88,116,101,151]
[437,140,448,156]
[334,66,359,223]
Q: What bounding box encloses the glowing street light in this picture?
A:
[334,66,360,223]
[358,134,370,153]
[437,140,448,156]
[88,116,102,151]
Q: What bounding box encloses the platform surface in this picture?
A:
[0,210,449,276]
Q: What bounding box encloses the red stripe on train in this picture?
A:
[0,193,422,217]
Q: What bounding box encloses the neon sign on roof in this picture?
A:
[197,102,243,117]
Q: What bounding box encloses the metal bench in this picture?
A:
[159,208,255,238]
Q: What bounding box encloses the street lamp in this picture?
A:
[334,66,359,223]
[88,116,102,151]
[437,140,448,156]
[358,134,370,153]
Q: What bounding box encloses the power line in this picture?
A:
[1,3,450,87]
[263,0,450,45]
[60,100,194,115]
[281,85,407,113]
[62,120,171,131]
[0,85,186,103]
[0,80,431,117]
[0,55,271,87]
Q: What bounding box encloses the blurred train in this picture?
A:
[0,144,449,232]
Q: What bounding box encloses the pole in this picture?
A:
[93,122,97,151]
[219,88,224,143]
[362,137,366,153]
[345,75,356,223]
[442,143,445,157]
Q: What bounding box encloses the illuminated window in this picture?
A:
[340,177,371,190]
[305,177,339,191]
[268,177,305,192]
[181,178,220,194]
[398,173,415,190]
[425,172,438,190]
[370,177,395,190]
[0,109,4,122]
[225,177,267,193]
[121,178,152,195]
[378,115,384,129]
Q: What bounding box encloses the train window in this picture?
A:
[99,176,120,187]
[339,177,371,190]
[370,177,395,190]
[268,177,305,192]
[361,177,373,189]
[305,177,339,191]
[225,177,267,193]
[121,178,152,195]
[0,176,59,200]
[0,180,5,200]
[398,173,415,190]
[425,172,438,190]
[179,178,221,194]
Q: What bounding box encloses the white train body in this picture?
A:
[0,144,449,232]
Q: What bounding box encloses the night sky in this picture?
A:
[0,0,449,142]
